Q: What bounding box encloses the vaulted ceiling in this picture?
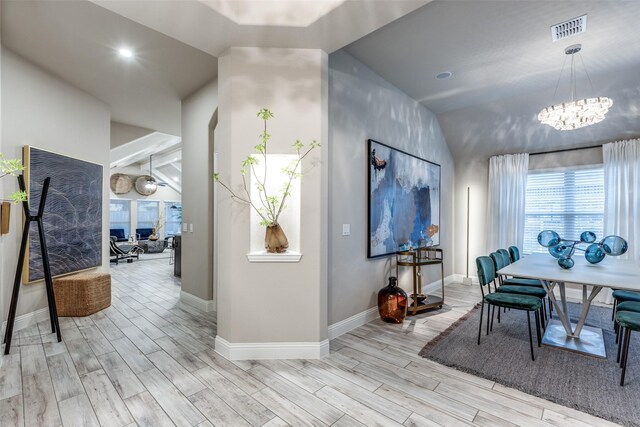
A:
[4,1,639,165]
[344,1,640,161]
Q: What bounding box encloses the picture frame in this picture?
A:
[23,146,103,283]
[367,139,441,258]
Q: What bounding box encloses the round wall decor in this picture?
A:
[134,175,158,196]
[109,173,132,194]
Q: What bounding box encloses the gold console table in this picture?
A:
[396,247,444,314]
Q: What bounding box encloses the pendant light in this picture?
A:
[538,44,612,131]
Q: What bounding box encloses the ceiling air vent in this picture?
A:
[551,14,587,42]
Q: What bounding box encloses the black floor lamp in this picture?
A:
[3,175,61,354]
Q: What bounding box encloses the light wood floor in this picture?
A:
[0,259,622,427]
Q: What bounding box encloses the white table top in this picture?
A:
[498,253,640,292]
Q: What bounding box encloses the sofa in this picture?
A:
[109,228,127,242]
[136,228,154,241]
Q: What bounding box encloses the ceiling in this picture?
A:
[345,1,640,161]
[5,1,636,164]
[90,0,430,56]
[1,0,430,170]
[1,0,219,136]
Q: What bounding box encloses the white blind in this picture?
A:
[164,201,182,235]
[523,166,604,255]
[137,200,159,229]
[109,199,131,236]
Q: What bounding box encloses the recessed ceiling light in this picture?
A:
[118,48,134,58]
[436,71,452,80]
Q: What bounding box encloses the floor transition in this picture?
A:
[0,258,621,426]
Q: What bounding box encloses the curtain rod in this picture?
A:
[529,143,603,157]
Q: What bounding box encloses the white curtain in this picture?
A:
[486,153,529,252]
[603,139,640,302]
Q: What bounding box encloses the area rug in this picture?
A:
[419,303,640,427]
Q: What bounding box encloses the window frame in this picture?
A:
[164,200,182,236]
[523,164,604,255]
[136,200,160,231]
[109,199,132,238]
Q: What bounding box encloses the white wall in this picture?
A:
[453,157,488,279]
[216,47,328,348]
[0,49,111,322]
[0,7,4,324]
[328,50,455,325]
[109,166,181,240]
[110,121,154,149]
[181,79,217,302]
[453,147,605,280]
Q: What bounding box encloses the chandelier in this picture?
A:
[538,44,612,131]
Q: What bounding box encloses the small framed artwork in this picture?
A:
[368,139,441,258]
[23,146,103,283]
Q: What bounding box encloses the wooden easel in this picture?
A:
[3,175,61,354]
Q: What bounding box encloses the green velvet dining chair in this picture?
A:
[612,289,640,322]
[615,309,640,386]
[508,246,521,262]
[476,256,543,361]
[497,248,511,264]
[614,300,640,343]
[490,252,548,325]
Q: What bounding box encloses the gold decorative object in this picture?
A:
[109,173,132,194]
[396,247,445,314]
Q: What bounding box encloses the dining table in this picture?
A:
[498,253,640,358]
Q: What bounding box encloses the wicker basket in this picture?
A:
[53,272,111,317]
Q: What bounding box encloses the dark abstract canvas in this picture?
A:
[24,146,103,282]
[368,139,440,258]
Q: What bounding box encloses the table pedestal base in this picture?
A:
[542,320,606,358]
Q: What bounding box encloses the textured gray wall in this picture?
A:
[180,79,217,302]
[1,48,111,322]
[328,50,455,325]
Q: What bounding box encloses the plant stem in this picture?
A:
[274,145,316,222]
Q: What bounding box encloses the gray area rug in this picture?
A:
[419,302,640,427]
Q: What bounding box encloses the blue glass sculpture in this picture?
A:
[537,230,628,269]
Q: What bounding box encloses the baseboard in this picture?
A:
[1,307,50,336]
[328,306,379,340]
[214,336,329,360]
[180,291,215,312]
[327,274,460,341]
[424,273,463,291]
[451,273,478,285]
[553,286,613,305]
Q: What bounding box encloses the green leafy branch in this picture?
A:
[213,108,320,227]
[0,153,27,203]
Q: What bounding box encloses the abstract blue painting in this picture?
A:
[368,139,440,258]
[24,146,103,282]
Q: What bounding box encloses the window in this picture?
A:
[109,199,131,237]
[165,201,182,236]
[523,166,604,255]
[137,200,159,230]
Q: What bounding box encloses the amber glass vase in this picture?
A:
[378,277,407,324]
[265,223,289,253]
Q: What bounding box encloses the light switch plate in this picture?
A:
[183,223,188,232]
[342,224,350,236]
[189,223,194,233]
